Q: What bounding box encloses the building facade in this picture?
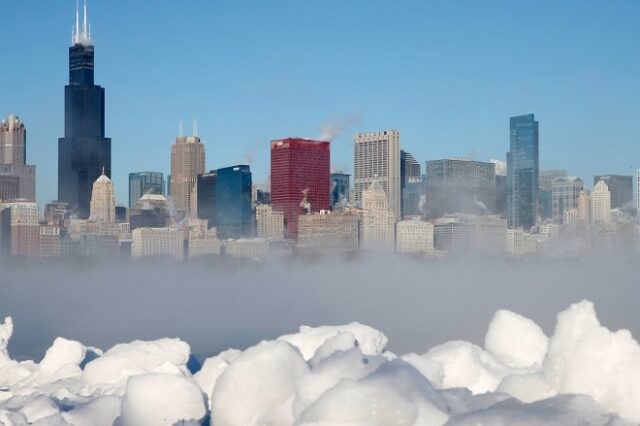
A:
[0,115,36,201]
[270,138,330,240]
[552,176,584,224]
[90,171,116,223]
[196,171,217,228]
[256,204,284,241]
[170,132,205,217]
[298,210,360,252]
[507,114,539,230]
[58,5,111,218]
[591,180,612,224]
[425,159,496,218]
[131,228,184,261]
[216,165,252,239]
[129,172,164,208]
[330,172,350,209]
[396,220,433,255]
[361,180,395,251]
[593,175,633,210]
[354,130,401,219]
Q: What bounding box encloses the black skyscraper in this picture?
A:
[58,2,111,218]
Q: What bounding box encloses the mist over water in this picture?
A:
[1,254,639,361]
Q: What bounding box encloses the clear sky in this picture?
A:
[1,0,639,205]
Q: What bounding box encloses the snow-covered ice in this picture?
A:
[0,301,638,425]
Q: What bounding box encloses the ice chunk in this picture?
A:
[0,317,13,364]
[193,348,240,408]
[278,322,388,360]
[211,340,309,426]
[485,310,549,368]
[117,373,206,426]
[62,395,121,426]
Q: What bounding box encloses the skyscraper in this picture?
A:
[354,130,401,219]
[215,165,252,239]
[170,127,205,217]
[270,138,330,240]
[593,175,633,210]
[507,114,539,230]
[539,170,567,221]
[90,170,116,223]
[0,115,36,201]
[425,159,496,218]
[361,180,395,251]
[58,2,111,218]
[129,172,164,208]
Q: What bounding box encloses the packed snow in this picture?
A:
[0,300,638,425]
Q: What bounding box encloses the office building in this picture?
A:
[170,127,205,217]
[2,202,40,257]
[131,228,184,261]
[578,190,591,224]
[400,150,421,218]
[402,176,424,218]
[39,226,61,257]
[591,180,612,224]
[44,202,70,228]
[539,170,567,221]
[298,210,360,252]
[0,175,19,202]
[552,177,584,224]
[464,215,507,254]
[593,175,633,209]
[433,220,470,253]
[90,170,116,223]
[396,220,433,255]
[331,172,350,209]
[354,130,401,219]
[216,165,252,239]
[361,180,395,251]
[271,138,330,239]
[129,194,168,231]
[58,4,111,218]
[506,229,537,257]
[0,115,36,201]
[507,114,539,229]
[256,204,284,241]
[196,171,217,228]
[223,238,269,260]
[129,172,164,208]
[425,159,496,218]
[539,170,568,191]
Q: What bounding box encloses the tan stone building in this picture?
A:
[90,170,116,223]
[170,132,205,217]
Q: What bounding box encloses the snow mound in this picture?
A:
[0,301,638,424]
[117,373,206,426]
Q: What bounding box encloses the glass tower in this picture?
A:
[58,3,111,218]
[507,114,539,230]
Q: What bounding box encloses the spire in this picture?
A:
[193,119,198,137]
[179,119,184,137]
[72,0,91,46]
[83,0,88,38]
[74,0,80,43]
[102,166,105,176]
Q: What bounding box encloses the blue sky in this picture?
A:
[1,0,639,205]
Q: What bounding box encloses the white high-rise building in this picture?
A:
[552,176,584,224]
[506,228,537,257]
[361,180,395,250]
[578,190,591,224]
[396,220,433,255]
[90,170,116,223]
[354,130,401,219]
[591,180,611,224]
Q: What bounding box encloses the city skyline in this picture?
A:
[1,1,639,205]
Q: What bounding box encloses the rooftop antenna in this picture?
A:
[74,0,80,44]
[178,118,184,137]
[83,0,88,37]
[193,119,198,137]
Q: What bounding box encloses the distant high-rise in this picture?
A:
[90,170,116,223]
[591,180,612,224]
[330,172,350,209]
[129,172,164,208]
[0,115,36,201]
[539,170,567,221]
[593,175,633,209]
[58,2,111,218]
[354,130,401,219]
[425,159,496,218]
[507,114,539,229]
[271,138,330,240]
[361,180,395,251]
[170,126,205,217]
[215,165,252,239]
[196,171,217,228]
[552,177,584,224]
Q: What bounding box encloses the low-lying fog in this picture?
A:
[1,253,638,360]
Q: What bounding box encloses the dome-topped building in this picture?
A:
[90,168,116,223]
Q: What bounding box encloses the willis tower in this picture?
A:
[58,1,111,218]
